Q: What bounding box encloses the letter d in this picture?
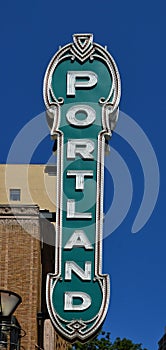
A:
[64,292,91,311]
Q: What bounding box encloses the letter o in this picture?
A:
[66,105,96,127]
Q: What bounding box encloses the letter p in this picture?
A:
[67,71,98,96]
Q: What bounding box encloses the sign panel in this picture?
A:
[43,34,121,342]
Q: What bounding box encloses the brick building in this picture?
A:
[0,164,69,349]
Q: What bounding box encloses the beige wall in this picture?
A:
[0,164,56,212]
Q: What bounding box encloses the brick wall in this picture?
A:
[0,205,41,349]
[0,205,69,350]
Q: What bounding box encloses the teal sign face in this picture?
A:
[43,34,121,342]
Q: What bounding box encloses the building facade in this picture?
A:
[0,164,56,211]
[0,164,69,349]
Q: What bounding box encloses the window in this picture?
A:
[44,165,57,176]
[10,189,21,201]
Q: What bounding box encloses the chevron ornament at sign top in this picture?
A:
[43,34,121,343]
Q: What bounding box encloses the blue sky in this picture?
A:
[0,1,165,349]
